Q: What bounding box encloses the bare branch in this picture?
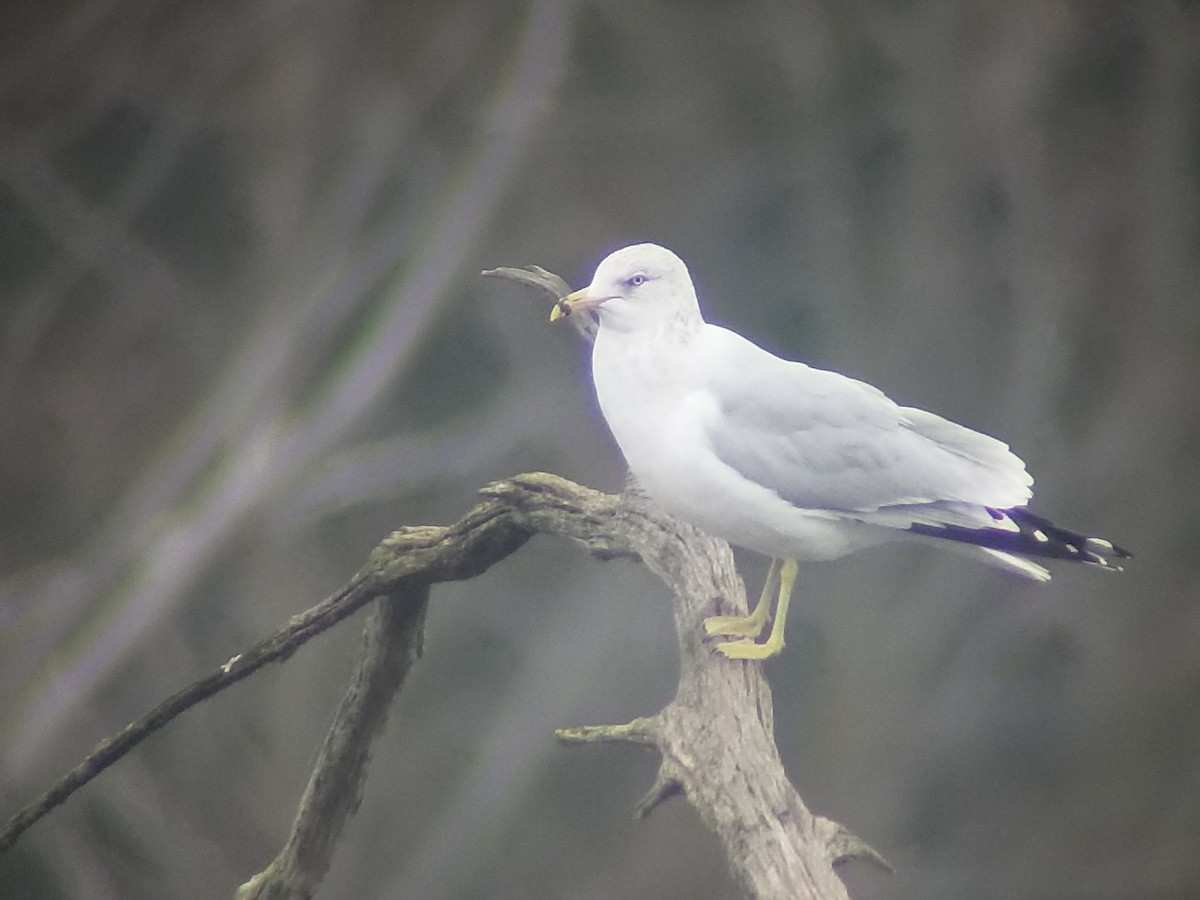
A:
[236,586,430,900]
[1,472,878,898]
[0,575,380,855]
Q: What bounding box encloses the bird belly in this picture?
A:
[637,450,886,561]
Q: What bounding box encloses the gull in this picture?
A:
[551,243,1129,660]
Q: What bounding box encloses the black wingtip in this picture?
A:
[911,507,1130,570]
[1007,508,1131,569]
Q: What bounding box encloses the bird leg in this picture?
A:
[708,558,798,660]
[703,558,780,639]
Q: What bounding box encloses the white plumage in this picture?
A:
[553,243,1127,658]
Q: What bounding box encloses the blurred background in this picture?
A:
[0,1,1196,898]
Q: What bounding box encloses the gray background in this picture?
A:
[0,1,1194,898]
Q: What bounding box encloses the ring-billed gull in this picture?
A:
[552,243,1129,660]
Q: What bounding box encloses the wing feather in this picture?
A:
[695,325,1032,520]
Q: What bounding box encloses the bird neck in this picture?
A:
[592,316,700,401]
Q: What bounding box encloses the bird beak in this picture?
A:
[551,288,605,322]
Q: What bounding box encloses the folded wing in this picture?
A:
[697,325,1033,520]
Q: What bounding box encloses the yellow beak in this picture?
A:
[550,288,594,322]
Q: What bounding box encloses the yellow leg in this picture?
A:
[703,558,780,639]
[714,558,798,660]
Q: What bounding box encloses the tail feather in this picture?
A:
[908,507,1131,572]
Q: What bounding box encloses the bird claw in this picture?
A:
[713,636,784,660]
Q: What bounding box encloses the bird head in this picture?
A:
[551,243,702,334]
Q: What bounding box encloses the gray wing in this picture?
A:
[695,325,1033,522]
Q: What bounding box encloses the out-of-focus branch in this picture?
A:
[2,0,572,773]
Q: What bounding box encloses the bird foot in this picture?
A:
[703,613,768,639]
[712,636,784,660]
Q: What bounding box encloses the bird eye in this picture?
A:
[626,273,647,288]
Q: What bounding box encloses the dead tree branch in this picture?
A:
[236,586,430,900]
[0,473,882,899]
